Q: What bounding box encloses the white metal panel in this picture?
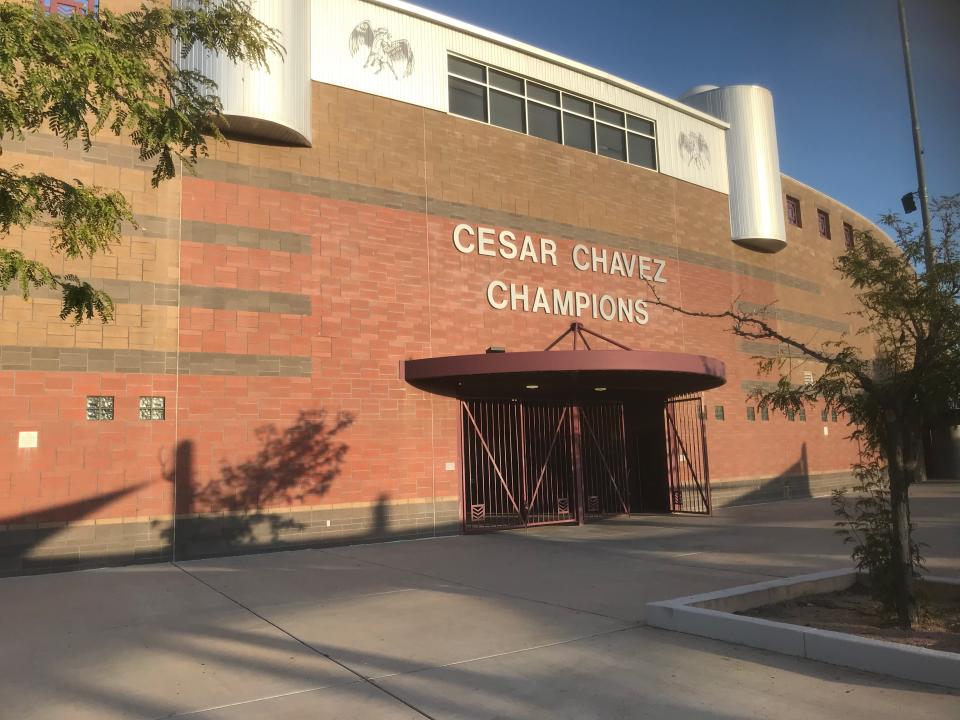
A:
[656,112,728,194]
[312,0,728,194]
[313,0,447,111]
[682,85,786,252]
[176,0,312,146]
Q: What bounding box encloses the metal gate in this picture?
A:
[579,404,630,518]
[461,400,627,531]
[664,395,711,514]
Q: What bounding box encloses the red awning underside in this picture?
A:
[402,350,726,401]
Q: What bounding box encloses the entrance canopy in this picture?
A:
[402,324,726,401]
[402,348,725,401]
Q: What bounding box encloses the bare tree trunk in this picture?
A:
[884,418,918,629]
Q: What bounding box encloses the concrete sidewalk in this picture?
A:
[1,484,957,719]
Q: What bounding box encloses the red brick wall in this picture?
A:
[1,81,881,539]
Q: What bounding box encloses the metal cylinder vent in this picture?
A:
[174,0,312,147]
[681,85,786,253]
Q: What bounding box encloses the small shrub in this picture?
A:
[832,460,926,617]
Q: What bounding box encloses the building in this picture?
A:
[0,0,887,574]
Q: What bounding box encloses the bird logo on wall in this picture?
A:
[349,21,415,80]
[678,131,711,170]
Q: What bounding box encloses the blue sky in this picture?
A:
[414,0,959,226]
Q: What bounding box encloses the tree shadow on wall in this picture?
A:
[160,409,354,559]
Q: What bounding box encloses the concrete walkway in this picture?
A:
[1,484,958,719]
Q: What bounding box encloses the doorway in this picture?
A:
[460,395,710,532]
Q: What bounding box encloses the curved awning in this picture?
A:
[402,349,726,401]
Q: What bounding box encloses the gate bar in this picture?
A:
[463,401,522,516]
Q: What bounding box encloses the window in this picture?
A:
[843,222,855,250]
[489,68,523,94]
[86,396,114,421]
[596,105,624,126]
[596,123,626,161]
[563,112,594,152]
[449,56,484,81]
[799,408,807,422]
[528,102,561,143]
[714,405,725,421]
[627,134,656,169]
[447,55,657,169]
[787,409,796,422]
[821,408,829,422]
[627,116,655,135]
[528,82,559,105]
[760,406,770,421]
[490,90,525,132]
[832,410,839,422]
[139,396,165,421]
[449,76,486,121]
[746,406,756,422]
[562,93,593,116]
[786,196,802,227]
[817,209,831,239]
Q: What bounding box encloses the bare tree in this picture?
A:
[647,194,960,628]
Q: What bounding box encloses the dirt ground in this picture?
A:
[742,584,960,653]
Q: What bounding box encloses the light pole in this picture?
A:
[897,0,934,269]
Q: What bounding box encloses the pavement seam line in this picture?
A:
[155,680,364,719]
[170,562,439,720]
[365,623,643,681]
[487,532,791,580]
[321,546,631,622]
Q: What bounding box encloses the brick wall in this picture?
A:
[0,79,887,573]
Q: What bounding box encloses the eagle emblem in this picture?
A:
[678,130,710,170]
[348,21,415,80]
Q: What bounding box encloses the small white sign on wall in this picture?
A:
[18,431,38,449]
[823,426,829,437]
[445,462,456,471]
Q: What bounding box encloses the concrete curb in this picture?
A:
[646,569,960,690]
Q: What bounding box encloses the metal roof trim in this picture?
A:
[364,0,731,130]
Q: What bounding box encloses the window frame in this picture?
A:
[139,396,166,421]
[843,222,855,250]
[86,395,115,421]
[786,195,802,227]
[817,208,832,239]
[446,54,658,171]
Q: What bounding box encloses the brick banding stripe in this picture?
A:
[6,132,820,294]
[736,301,849,333]
[194,157,822,295]
[180,219,312,254]
[738,340,809,359]
[0,346,311,377]
[179,286,312,315]
[3,282,311,315]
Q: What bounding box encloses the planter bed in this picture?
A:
[742,581,960,653]
[645,569,960,690]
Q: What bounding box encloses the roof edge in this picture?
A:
[780,172,892,240]
[365,0,730,130]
